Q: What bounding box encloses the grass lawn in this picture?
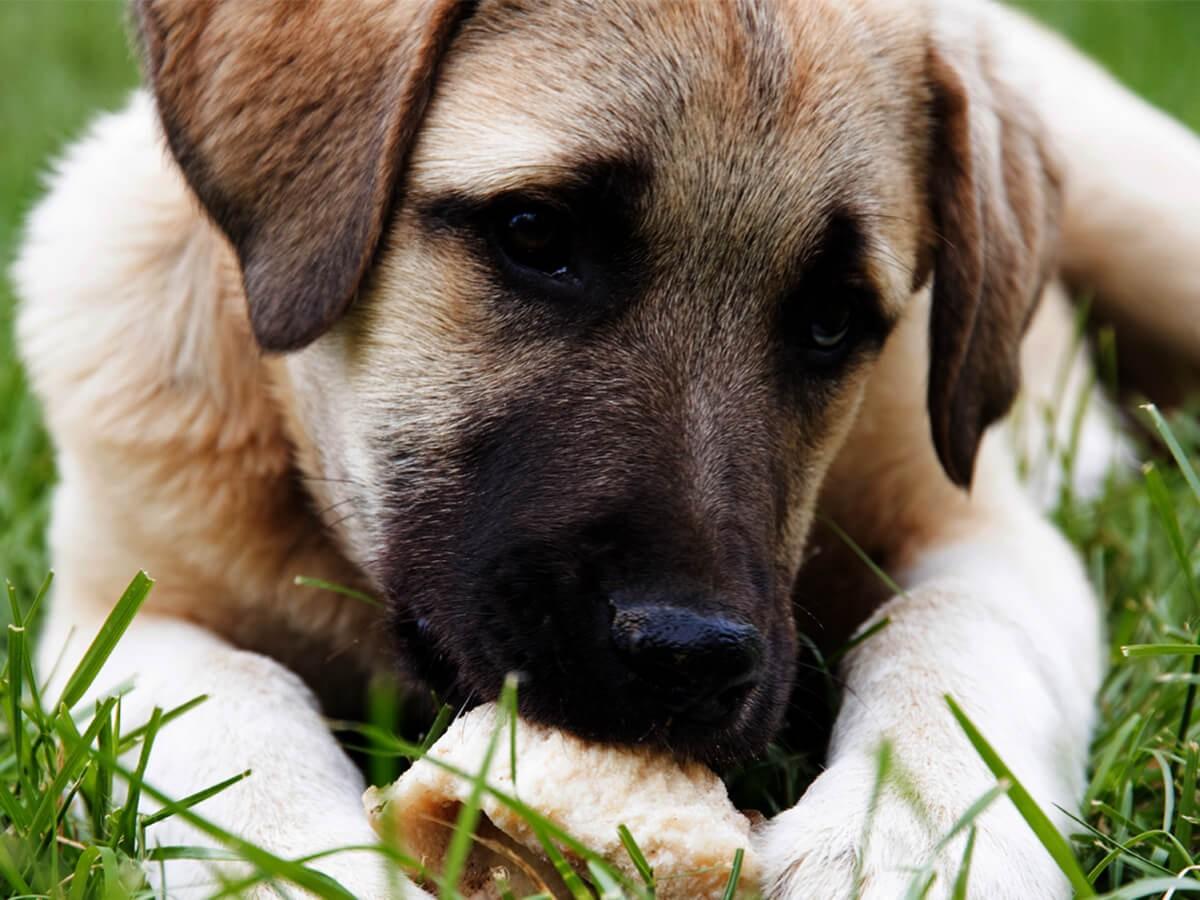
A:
[2,2,1200,897]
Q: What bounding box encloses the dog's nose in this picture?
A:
[610,604,764,725]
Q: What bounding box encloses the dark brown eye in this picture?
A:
[809,302,852,350]
[493,203,576,281]
[796,297,859,369]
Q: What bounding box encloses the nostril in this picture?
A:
[610,603,764,722]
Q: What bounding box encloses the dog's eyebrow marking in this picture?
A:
[414,156,652,229]
[412,162,598,208]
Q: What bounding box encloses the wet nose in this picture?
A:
[610,603,764,725]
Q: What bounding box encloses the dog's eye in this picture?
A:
[810,303,852,348]
[492,202,577,282]
[798,298,858,367]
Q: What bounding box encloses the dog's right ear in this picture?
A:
[133,0,475,352]
[921,35,1061,489]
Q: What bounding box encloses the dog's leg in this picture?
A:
[38,599,428,899]
[757,450,1103,899]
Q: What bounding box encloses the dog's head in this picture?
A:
[135,0,1059,763]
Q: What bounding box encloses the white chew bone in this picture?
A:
[364,704,760,899]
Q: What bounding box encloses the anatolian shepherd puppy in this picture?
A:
[12,0,1200,896]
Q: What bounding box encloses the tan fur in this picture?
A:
[12,1,1200,896]
[14,92,387,692]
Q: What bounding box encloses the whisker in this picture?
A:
[300,474,368,488]
[854,210,956,250]
[313,496,361,527]
[863,246,917,282]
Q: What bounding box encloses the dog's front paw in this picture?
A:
[754,755,1071,900]
[146,801,432,899]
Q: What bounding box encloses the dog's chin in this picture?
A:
[427,660,784,769]
[535,693,782,770]
[505,677,786,770]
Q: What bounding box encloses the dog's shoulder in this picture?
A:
[11,92,383,672]
[12,90,280,460]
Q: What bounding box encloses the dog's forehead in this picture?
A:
[417,1,900,171]
[407,0,927,297]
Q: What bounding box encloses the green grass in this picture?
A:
[3,2,1200,898]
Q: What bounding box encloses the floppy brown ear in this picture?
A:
[923,41,1062,487]
[133,0,475,352]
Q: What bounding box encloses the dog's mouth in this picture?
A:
[389,613,463,700]
[386,594,793,769]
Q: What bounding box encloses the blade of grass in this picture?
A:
[116,706,162,853]
[587,859,625,899]
[819,515,907,598]
[118,693,208,754]
[140,769,251,829]
[56,571,153,712]
[935,781,1011,855]
[5,582,20,630]
[66,845,100,900]
[1143,405,1200,506]
[1150,749,1178,835]
[852,740,893,894]
[96,845,125,900]
[92,700,115,840]
[293,575,380,608]
[21,571,54,630]
[439,676,517,898]
[0,783,31,832]
[1143,464,1200,742]
[7,625,25,779]
[902,780,1009,900]
[211,841,426,899]
[945,695,1094,896]
[419,704,455,756]
[532,821,591,900]
[30,697,118,842]
[826,616,892,669]
[366,677,401,788]
[16,624,44,732]
[1093,876,1200,898]
[0,836,32,895]
[950,827,977,900]
[499,673,521,794]
[1086,714,1143,809]
[618,824,655,892]
[1142,465,1200,607]
[720,847,745,900]
[97,751,359,900]
[402,725,637,893]
[1177,742,1199,861]
[144,845,243,863]
[1122,645,1200,659]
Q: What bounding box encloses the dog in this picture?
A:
[11,0,1200,896]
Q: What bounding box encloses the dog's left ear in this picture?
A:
[133,0,476,352]
[922,38,1062,488]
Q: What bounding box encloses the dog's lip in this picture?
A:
[405,632,777,764]
[389,608,464,694]
[502,656,779,765]
[384,585,786,765]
